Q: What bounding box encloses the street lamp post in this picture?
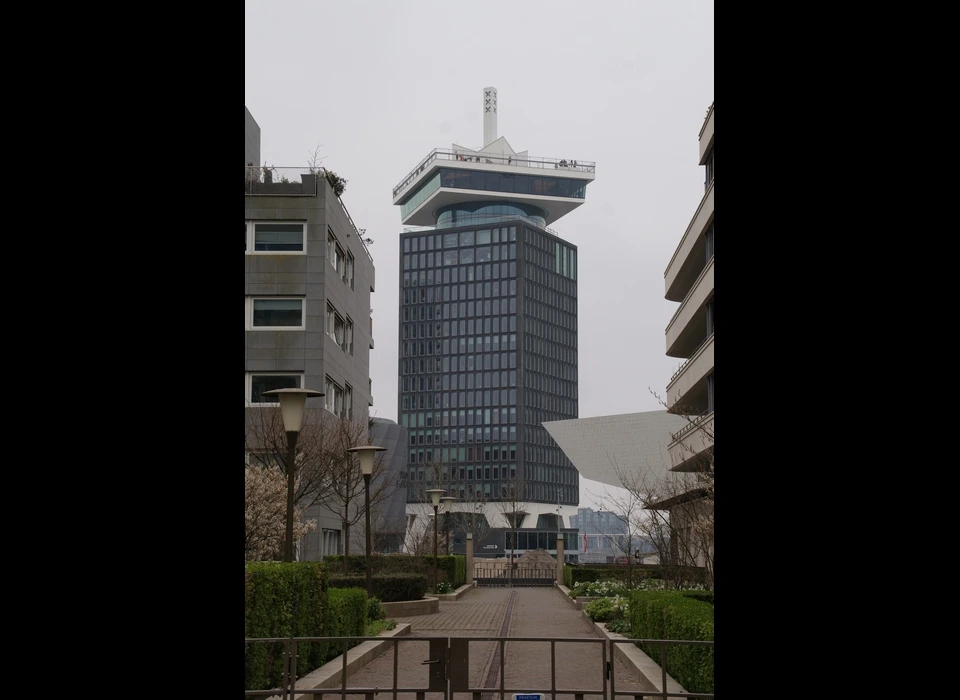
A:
[262,388,325,563]
[441,496,456,556]
[346,445,387,598]
[425,489,446,591]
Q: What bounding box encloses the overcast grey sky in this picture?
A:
[245,0,714,508]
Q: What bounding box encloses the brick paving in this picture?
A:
[332,587,651,700]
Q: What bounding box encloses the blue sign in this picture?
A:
[514,695,543,700]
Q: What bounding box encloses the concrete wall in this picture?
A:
[244,178,374,411]
[349,418,409,554]
[245,107,261,166]
[245,173,377,561]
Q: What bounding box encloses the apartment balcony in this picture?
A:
[665,183,713,302]
[667,334,714,410]
[393,149,596,201]
[668,411,714,472]
[665,257,714,357]
[699,104,715,165]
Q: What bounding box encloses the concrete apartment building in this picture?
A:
[655,101,715,573]
[392,88,594,559]
[244,106,390,561]
[663,101,714,468]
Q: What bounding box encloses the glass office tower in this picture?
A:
[393,87,596,542]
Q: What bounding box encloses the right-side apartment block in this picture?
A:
[664,101,714,472]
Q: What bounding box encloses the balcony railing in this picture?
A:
[393,149,597,199]
[670,411,714,444]
[244,166,320,196]
[404,211,563,238]
[668,333,714,385]
[244,166,372,263]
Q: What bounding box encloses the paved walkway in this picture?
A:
[337,586,650,700]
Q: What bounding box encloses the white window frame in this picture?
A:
[344,251,355,288]
[344,317,354,355]
[246,297,305,330]
[245,372,304,406]
[327,303,346,348]
[245,221,306,255]
[325,376,345,417]
[344,383,353,421]
[328,228,345,275]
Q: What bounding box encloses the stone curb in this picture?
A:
[381,597,439,617]
[592,622,688,698]
[287,623,412,699]
[433,582,476,601]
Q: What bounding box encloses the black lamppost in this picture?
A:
[346,445,387,598]
[425,489,446,591]
[441,496,457,555]
[262,388,324,563]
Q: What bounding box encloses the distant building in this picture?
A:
[570,507,628,564]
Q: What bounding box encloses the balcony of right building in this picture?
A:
[664,102,714,473]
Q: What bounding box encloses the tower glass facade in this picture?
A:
[398,220,579,507]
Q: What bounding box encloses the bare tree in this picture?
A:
[307,143,326,174]
[610,390,715,589]
[590,460,646,585]
[245,408,396,571]
[496,475,530,585]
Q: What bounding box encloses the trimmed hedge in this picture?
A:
[244,562,327,692]
[323,554,466,588]
[320,588,368,667]
[327,573,428,602]
[564,567,640,587]
[627,591,714,695]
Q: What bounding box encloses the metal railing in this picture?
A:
[393,149,597,199]
[244,634,714,700]
[244,166,372,263]
[667,333,714,386]
[244,167,320,196]
[474,566,556,587]
[405,212,563,238]
[670,411,714,444]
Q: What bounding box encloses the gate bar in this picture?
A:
[550,640,556,700]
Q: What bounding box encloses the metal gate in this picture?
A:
[244,635,714,699]
[474,566,555,587]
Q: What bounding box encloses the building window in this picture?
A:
[705,147,714,189]
[328,229,345,275]
[245,221,305,253]
[246,373,303,405]
[344,318,354,354]
[344,384,353,421]
[344,252,355,289]
[325,377,344,417]
[248,297,304,329]
[326,306,354,355]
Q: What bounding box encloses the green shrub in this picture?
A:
[566,566,659,588]
[244,562,327,692]
[367,597,385,621]
[327,573,428,602]
[585,596,629,622]
[628,591,714,695]
[606,619,632,634]
[320,588,368,666]
[681,590,714,605]
[572,580,628,598]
